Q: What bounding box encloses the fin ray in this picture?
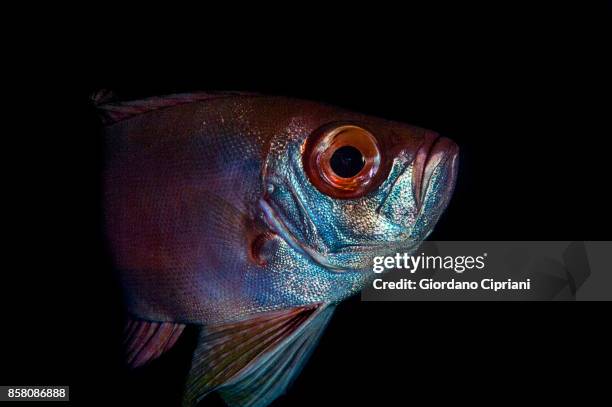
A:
[93,90,260,125]
[124,318,186,368]
[182,304,334,407]
[219,305,335,407]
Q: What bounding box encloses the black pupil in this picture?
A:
[330,146,365,178]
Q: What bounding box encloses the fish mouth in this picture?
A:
[412,134,459,211]
[260,198,359,273]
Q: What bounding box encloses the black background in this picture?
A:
[3,3,610,406]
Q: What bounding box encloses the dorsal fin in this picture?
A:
[123,318,186,368]
[92,90,260,125]
[182,304,335,407]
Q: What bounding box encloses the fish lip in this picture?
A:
[259,198,355,272]
[412,134,459,211]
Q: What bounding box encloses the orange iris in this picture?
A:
[303,124,382,199]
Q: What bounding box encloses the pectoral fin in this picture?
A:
[183,304,335,407]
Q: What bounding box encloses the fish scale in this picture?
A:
[98,91,458,407]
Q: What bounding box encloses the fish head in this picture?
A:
[259,109,458,301]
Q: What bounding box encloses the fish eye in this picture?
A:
[303,124,382,199]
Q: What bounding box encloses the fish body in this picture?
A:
[100,92,458,406]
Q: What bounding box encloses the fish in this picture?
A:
[97,91,459,407]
